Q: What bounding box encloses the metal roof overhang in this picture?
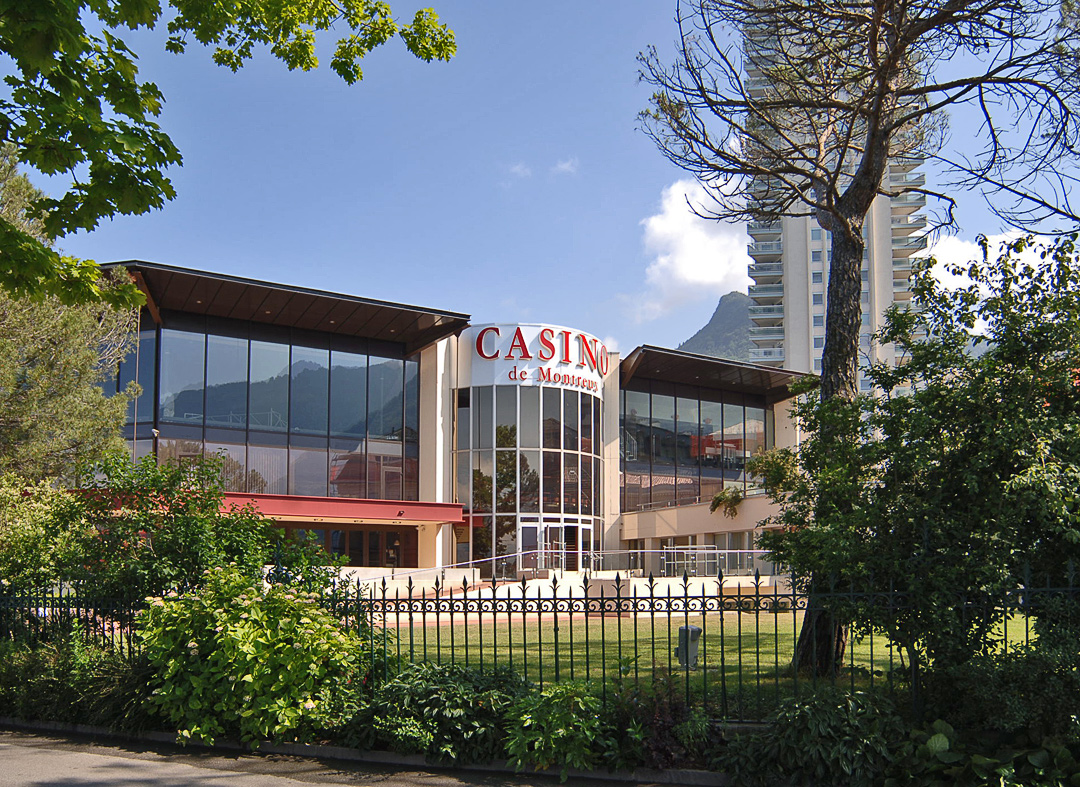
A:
[223,493,464,527]
[620,345,812,405]
[104,261,471,356]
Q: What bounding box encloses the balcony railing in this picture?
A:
[749,347,785,362]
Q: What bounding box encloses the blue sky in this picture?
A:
[44,2,1011,352]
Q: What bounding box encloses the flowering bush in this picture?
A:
[139,567,364,745]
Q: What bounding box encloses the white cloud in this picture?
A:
[508,162,532,178]
[551,157,579,176]
[627,179,752,323]
[924,231,1025,290]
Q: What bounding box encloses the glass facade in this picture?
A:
[454,384,602,579]
[620,380,774,512]
[115,312,420,501]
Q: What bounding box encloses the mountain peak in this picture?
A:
[678,291,751,361]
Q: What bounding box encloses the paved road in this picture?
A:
[0,730,636,787]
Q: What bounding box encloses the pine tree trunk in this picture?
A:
[792,218,864,676]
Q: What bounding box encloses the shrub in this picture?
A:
[926,644,1080,741]
[505,682,606,781]
[341,662,528,764]
[713,689,906,787]
[138,567,366,745]
[0,633,157,731]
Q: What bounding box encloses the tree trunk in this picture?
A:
[792,218,864,675]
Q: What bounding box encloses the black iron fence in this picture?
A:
[2,574,1075,721]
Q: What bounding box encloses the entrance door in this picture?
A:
[544,526,564,572]
[563,525,579,572]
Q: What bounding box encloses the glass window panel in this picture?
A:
[204,442,246,492]
[519,386,540,448]
[290,346,329,435]
[622,389,651,511]
[455,388,471,451]
[542,388,561,449]
[593,457,601,518]
[404,360,419,441]
[158,437,204,467]
[496,385,516,449]
[651,393,676,467]
[159,329,205,425]
[348,531,365,567]
[368,357,403,440]
[580,394,593,455]
[580,455,593,515]
[119,328,156,424]
[247,444,287,494]
[593,397,601,451]
[473,451,493,513]
[288,444,328,496]
[724,402,746,489]
[473,386,493,450]
[496,449,516,513]
[368,440,403,500]
[495,516,516,579]
[330,530,347,561]
[403,439,419,502]
[368,530,382,567]
[403,360,419,501]
[474,516,493,579]
[521,526,538,569]
[765,407,775,450]
[329,350,367,438]
[205,334,248,428]
[519,450,540,513]
[455,452,471,511]
[676,397,700,504]
[249,340,289,431]
[542,451,561,513]
[385,532,402,568]
[746,405,766,492]
[329,439,366,498]
[564,453,579,514]
[563,391,579,451]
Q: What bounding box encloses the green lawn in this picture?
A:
[362,609,918,718]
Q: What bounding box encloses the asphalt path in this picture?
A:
[0,730,640,787]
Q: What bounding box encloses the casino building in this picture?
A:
[106,262,805,582]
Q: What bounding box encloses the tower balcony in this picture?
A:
[892,235,929,257]
[748,240,783,260]
[749,261,783,282]
[891,214,927,235]
[749,347,785,364]
[748,282,784,303]
[891,192,926,215]
[750,325,785,341]
[749,304,784,325]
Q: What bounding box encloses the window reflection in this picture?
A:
[206,335,248,428]
[160,330,205,425]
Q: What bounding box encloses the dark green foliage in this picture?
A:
[0,2,454,307]
[64,453,283,602]
[341,662,529,765]
[0,634,158,731]
[757,235,1080,674]
[505,682,606,781]
[713,689,906,787]
[599,668,715,771]
[888,719,1080,787]
[925,644,1080,741]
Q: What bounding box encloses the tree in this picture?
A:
[755,234,1080,677]
[0,1,455,307]
[63,453,282,602]
[640,0,1080,672]
[0,144,138,480]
